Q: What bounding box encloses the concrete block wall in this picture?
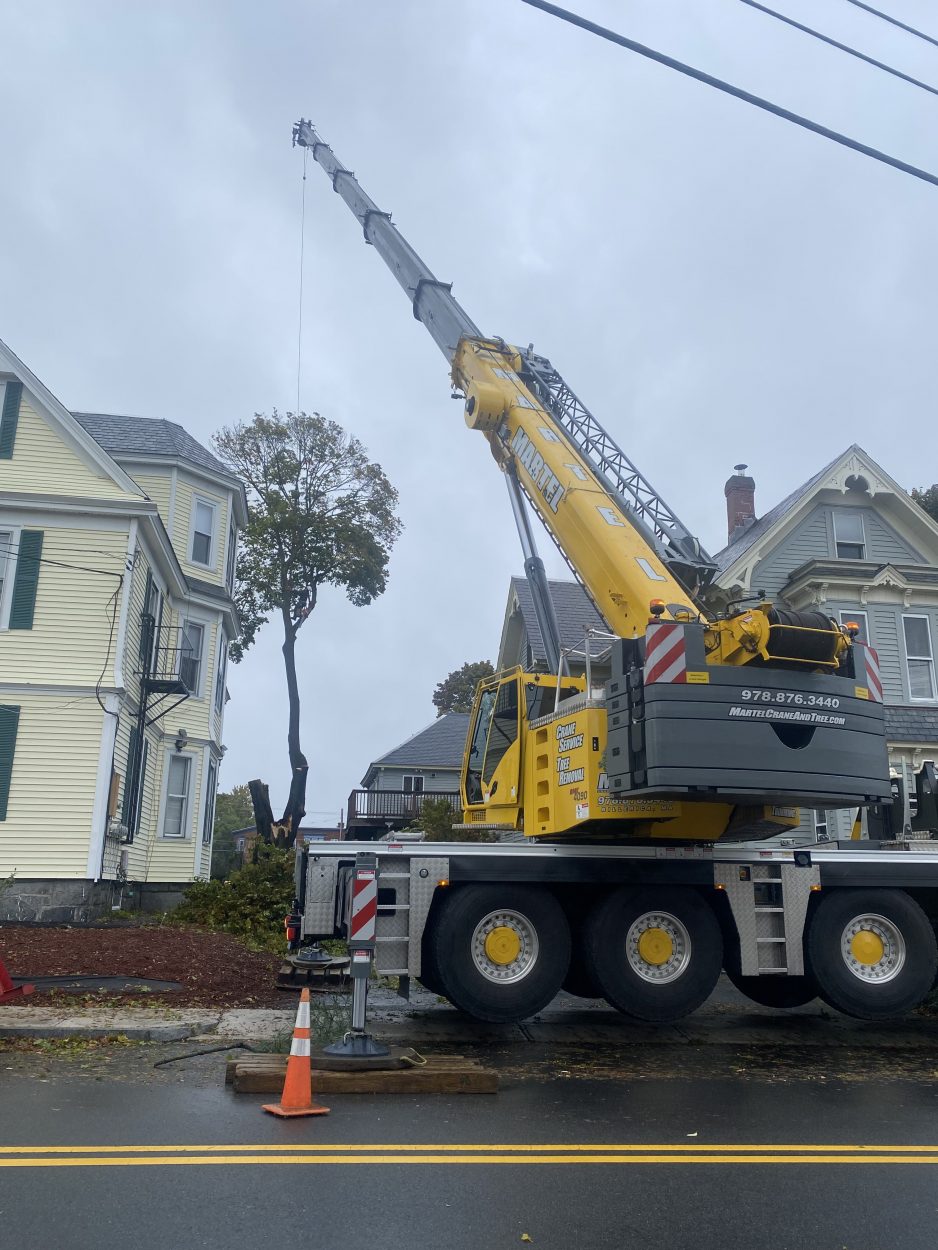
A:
[0,879,188,924]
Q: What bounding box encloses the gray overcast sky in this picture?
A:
[2,0,937,820]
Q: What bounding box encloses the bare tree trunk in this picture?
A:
[247,779,274,854]
[280,614,308,847]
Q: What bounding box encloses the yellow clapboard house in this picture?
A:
[0,338,246,920]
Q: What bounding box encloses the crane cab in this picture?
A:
[461,670,584,835]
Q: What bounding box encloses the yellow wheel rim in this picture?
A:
[850,929,885,966]
[484,925,522,966]
[637,926,674,967]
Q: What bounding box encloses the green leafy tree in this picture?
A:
[911,485,938,524]
[210,784,254,879]
[407,796,494,843]
[213,411,402,843]
[432,660,494,716]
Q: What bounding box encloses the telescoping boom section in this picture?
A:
[294,120,890,840]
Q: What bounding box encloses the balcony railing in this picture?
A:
[346,789,462,829]
[137,615,196,696]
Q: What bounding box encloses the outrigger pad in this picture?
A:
[314,1043,416,1072]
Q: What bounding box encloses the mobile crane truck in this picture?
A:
[288,119,938,1026]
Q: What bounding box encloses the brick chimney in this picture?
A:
[725,464,756,543]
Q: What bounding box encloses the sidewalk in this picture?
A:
[3,979,938,1048]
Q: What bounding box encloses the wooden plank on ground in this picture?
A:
[228,1053,497,1095]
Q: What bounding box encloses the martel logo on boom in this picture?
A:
[510,427,565,512]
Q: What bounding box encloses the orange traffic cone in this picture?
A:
[262,988,330,1118]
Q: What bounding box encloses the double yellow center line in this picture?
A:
[2,1144,938,1168]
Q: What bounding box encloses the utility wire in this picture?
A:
[0,540,124,579]
[519,0,938,188]
[738,0,938,98]
[842,0,938,50]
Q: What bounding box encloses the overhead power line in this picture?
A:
[842,0,938,50]
[519,0,938,189]
[738,0,938,98]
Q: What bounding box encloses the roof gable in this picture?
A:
[713,445,938,590]
[0,337,143,500]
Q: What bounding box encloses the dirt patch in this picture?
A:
[0,924,285,1007]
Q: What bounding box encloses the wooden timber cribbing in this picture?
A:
[226,1053,498,1095]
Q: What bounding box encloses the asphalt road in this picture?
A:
[4,1052,938,1250]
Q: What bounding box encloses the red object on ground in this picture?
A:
[0,953,33,1003]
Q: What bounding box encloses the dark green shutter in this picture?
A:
[0,705,20,821]
[122,727,139,827]
[9,530,43,629]
[0,380,22,459]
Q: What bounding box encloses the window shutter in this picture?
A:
[0,705,20,820]
[0,380,22,459]
[8,530,43,630]
[122,726,139,827]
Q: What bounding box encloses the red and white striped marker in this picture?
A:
[644,621,688,684]
[350,866,378,943]
[858,642,884,703]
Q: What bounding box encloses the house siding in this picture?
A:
[750,506,831,599]
[371,766,460,793]
[128,470,173,528]
[0,695,106,878]
[863,512,921,564]
[172,472,230,588]
[0,523,129,686]
[0,399,134,501]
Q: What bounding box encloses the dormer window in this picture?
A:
[190,498,217,568]
[833,510,865,560]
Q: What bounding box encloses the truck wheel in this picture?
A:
[428,884,570,1023]
[807,889,937,1020]
[726,970,819,1009]
[584,887,722,1022]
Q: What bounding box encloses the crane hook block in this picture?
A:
[464,381,507,432]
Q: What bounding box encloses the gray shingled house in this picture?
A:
[347,712,470,838]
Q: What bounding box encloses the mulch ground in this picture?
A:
[0,924,286,1008]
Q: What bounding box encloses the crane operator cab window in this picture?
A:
[465,678,519,804]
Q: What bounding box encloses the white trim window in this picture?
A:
[214,632,227,716]
[903,615,936,701]
[202,760,217,846]
[189,497,217,568]
[813,810,831,842]
[180,619,205,695]
[838,610,869,644]
[0,528,14,627]
[833,510,865,560]
[402,774,425,795]
[162,754,193,839]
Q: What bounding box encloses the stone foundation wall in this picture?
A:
[0,879,188,924]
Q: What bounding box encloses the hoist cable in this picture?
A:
[296,143,309,416]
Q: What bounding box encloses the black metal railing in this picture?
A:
[346,789,462,828]
[137,614,197,695]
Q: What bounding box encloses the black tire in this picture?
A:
[417,910,447,995]
[428,884,570,1023]
[561,954,604,999]
[806,888,937,1020]
[584,886,723,1022]
[726,969,819,1009]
